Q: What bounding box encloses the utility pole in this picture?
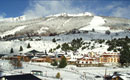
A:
[104,68,107,78]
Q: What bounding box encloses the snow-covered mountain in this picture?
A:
[47,12,93,17]
[0,12,130,38]
[0,15,26,22]
[0,12,130,55]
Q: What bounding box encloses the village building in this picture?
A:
[31,57,47,62]
[99,52,120,64]
[67,53,83,65]
[76,52,100,67]
[24,49,43,56]
[0,74,41,80]
[75,52,120,67]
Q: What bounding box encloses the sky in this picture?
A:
[0,0,130,19]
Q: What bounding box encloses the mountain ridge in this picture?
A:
[0,12,130,38]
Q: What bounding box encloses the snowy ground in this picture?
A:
[1,60,130,80]
[79,16,110,31]
[0,29,130,55]
[0,60,81,80]
[0,25,27,38]
[0,15,130,80]
[0,15,130,55]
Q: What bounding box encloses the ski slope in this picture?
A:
[79,16,110,31]
[0,25,27,38]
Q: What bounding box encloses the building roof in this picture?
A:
[31,70,42,73]
[0,74,41,80]
[28,49,42,54]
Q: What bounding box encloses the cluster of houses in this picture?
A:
[69,52,120,67]
[0,49,120,67]
[0,49,125,80]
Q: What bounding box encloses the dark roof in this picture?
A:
[104,76,112,80]
[0,74,41,80]
[28,49,42,54]
[31,70,42,73]
[104,75,123,80]
[0,54,6,58]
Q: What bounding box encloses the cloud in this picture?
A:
[24,0,86,19]
[111,6,130,19]
[90,1,122,16]
[0,13,6,19]
[105,2,122,10]
[89,1,130,19]
[104,1,130,18]
[23,0,130,19]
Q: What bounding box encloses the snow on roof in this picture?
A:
[68,59,77,62]
[28,49,42,53]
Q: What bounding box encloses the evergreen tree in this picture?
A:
[92,28,95,32]
[51,59,58,66]
[49,48,53,53]
[70,38,83,52]
[120,44,130,67]
[58,56,67,68]
[10,48,14,53]
[61,43,70,52]
[125,36,129,40]
[45,50,47,55]
[52,38,56,43]
[56,45,60,49]
[19,46,23,51]
[27,43,31,48]
[105,30,111,35]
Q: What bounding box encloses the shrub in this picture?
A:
[56,72,60,78]
[51,60,58,66]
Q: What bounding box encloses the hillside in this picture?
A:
[0,12,130,38]
[0,12,130,55]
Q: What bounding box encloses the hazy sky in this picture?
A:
[0,0,130,19]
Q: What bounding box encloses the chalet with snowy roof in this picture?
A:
[31,54,68,63]
[67,53,83,65]
[25,49,43,56]
[31,57,47,62]
[76,52,100,67]
[0,74,41,80]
